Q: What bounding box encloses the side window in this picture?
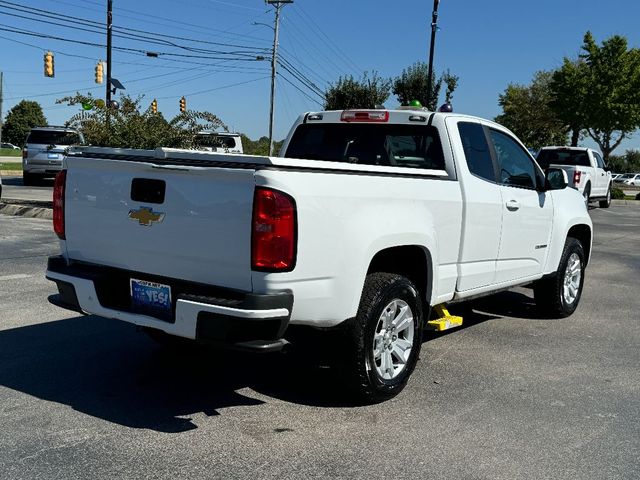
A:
[489,129,538,189]
[594,152,605,169]
[458,122,495,182]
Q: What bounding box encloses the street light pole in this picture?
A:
[106,0,113,108]
[266,0,292,156]
[426,0,440,110]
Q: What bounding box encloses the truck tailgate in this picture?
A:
[63,156,255,292]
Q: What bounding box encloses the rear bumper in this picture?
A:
[46,256,293,352]
[23,158,63,174]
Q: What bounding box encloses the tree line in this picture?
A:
[496,31,640,163]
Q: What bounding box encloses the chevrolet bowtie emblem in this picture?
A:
[128,206,165,226]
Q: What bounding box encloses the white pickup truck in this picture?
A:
[46,109,592,402]
[536,146,612,208]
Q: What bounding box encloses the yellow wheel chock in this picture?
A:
[426,304,463,331]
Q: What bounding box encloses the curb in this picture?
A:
[611,199,640,206]
[0,201,53,219]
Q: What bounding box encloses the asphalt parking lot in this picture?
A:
[0,205,638,479]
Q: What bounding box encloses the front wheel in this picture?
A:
[534,237,585,318]
[599,184,612,208]
[343,273,423,403]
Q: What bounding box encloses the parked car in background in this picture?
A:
[613,173,640,186]
[194,131,243,154]
[537,146,612,208]
[611,173,622,181]
[22,126,85,185]
[1,142,21,150]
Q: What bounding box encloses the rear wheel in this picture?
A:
[582,183,591,206]
[534,237,585,318]
[343,272,423,403]
[22,171,39,186]
[599,184,612,208]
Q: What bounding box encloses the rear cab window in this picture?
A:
[537,149,591,169]
[27,130,83,145]
[284,123,445,171]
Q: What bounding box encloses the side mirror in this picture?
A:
[544,168,568,191]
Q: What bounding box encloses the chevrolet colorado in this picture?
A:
[46,108,592,401]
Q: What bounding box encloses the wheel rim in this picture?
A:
[372,299,415,381]
[563,253,582,305]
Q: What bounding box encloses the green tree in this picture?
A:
[607,149,640,173]
[57,93,226,148]
[495,71,567,149]
[441,70,460,104]
[549,60,586,146]
[551,32,640,160]
[1,100,47,147]
[392,62,442,110]
[324,71,391,110]
[240,134,284,156]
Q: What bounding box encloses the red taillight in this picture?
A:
[53,170,66,239]
[573,170,581,184]
[341,110,389,123]
[22,147,27,160]
[252,187,296,271]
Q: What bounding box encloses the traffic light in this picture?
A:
[95,62,103,84]
[151,99,158,114]
[179,96,186,113]
[44,51,55,78]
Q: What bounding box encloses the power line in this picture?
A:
[277,72,322,106]
[155,76,270,100]
[0,23,268,62]
[0,1,270,54]
[278,56,325,97]
[293,5,362,74]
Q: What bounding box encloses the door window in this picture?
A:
[458,122,495,182]
[594,152,605,169]
[489,129,540,189]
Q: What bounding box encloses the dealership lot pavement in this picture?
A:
[0,206,638,479]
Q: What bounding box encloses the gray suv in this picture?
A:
[23,126,84,185]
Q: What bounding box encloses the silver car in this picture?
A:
[22,126,84,185]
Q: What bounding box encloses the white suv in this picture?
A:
[22,126,84,185]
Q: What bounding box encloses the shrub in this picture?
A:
[611,187,625,199]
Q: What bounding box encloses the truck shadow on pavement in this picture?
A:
[0,290,547,432]
[0,312,373,432]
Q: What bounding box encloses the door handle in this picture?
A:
[506,199,520,211]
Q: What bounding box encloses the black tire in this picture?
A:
[342,272,423,403]
[22,171,38,186]
[599,184,612,208]
[534,237,585,318]
[582,183,591,206]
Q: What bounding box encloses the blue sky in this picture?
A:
[1,0,639,151]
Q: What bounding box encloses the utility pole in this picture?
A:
[426,0,440,110]
[106,0,113,108]
[266,0,292,156]
[0,71,3,146]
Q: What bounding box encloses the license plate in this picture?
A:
[130,279,172,314]
[47,153,60,159]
